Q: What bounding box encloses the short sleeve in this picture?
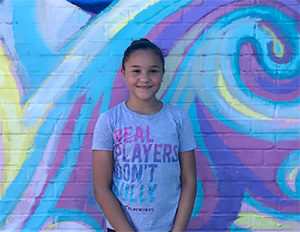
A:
[179,111,197,152]
[92,112,114,151]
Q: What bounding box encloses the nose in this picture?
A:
[138,72,150,82]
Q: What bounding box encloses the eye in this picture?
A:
[150,69,159,73]
[132,69,141,73]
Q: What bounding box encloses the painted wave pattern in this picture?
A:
[0,0,299,231]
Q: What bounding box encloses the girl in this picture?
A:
[92,38,197,232]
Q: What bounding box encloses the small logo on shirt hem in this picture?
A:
[124,205,154,212]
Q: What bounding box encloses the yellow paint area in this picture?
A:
[288,167,300,192]
[217,71,272,120]
[44,221,94,231]
[0,43,36,197]
[235,212,293,230]
[262,24,284,58]
[45,222,66,231]
[111,0,160,37]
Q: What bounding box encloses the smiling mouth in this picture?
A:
[137,86,152,89]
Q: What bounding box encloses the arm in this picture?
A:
[93,150,134,232]
[172,150,197,232]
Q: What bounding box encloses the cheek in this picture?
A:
[125,77,138,86]
[154,75,163,84]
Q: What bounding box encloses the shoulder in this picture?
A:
[161,103,191,130]
[99,102,124,118]
[95,102,125,127]
[163,103,189,118]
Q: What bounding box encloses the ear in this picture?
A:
[121,69,127,82]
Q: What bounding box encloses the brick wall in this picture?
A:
[0,0,299,231]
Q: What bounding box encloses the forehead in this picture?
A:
[125,49,162,66]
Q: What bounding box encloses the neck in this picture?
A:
[125,98,162,115]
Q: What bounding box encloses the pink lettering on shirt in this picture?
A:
[146,126,154,142]
[134,126,145,142]
[114,129,122,142]
[124,127,132,143]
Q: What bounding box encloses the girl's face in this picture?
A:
[122,49,164,103]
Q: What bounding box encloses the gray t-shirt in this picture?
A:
[92,102,196,232]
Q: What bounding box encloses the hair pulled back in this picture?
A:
[122,38,165,73]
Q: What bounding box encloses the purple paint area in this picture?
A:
[256,75,300,94]
[275,0,300,20]
[197,97,300,214]
[152,0,235,54]
[110,71,129,108]
[239,43,300,101]
[77,96,105,221]
[194,97,244,230]
[146,6,183,42]
[189,150,219,229]
[258,19,298,65]
[248,175,300,214]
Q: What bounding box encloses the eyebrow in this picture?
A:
[129,65,160,68]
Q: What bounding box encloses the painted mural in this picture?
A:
[0,0,299,231]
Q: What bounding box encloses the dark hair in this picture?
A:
[122,38,165,73]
